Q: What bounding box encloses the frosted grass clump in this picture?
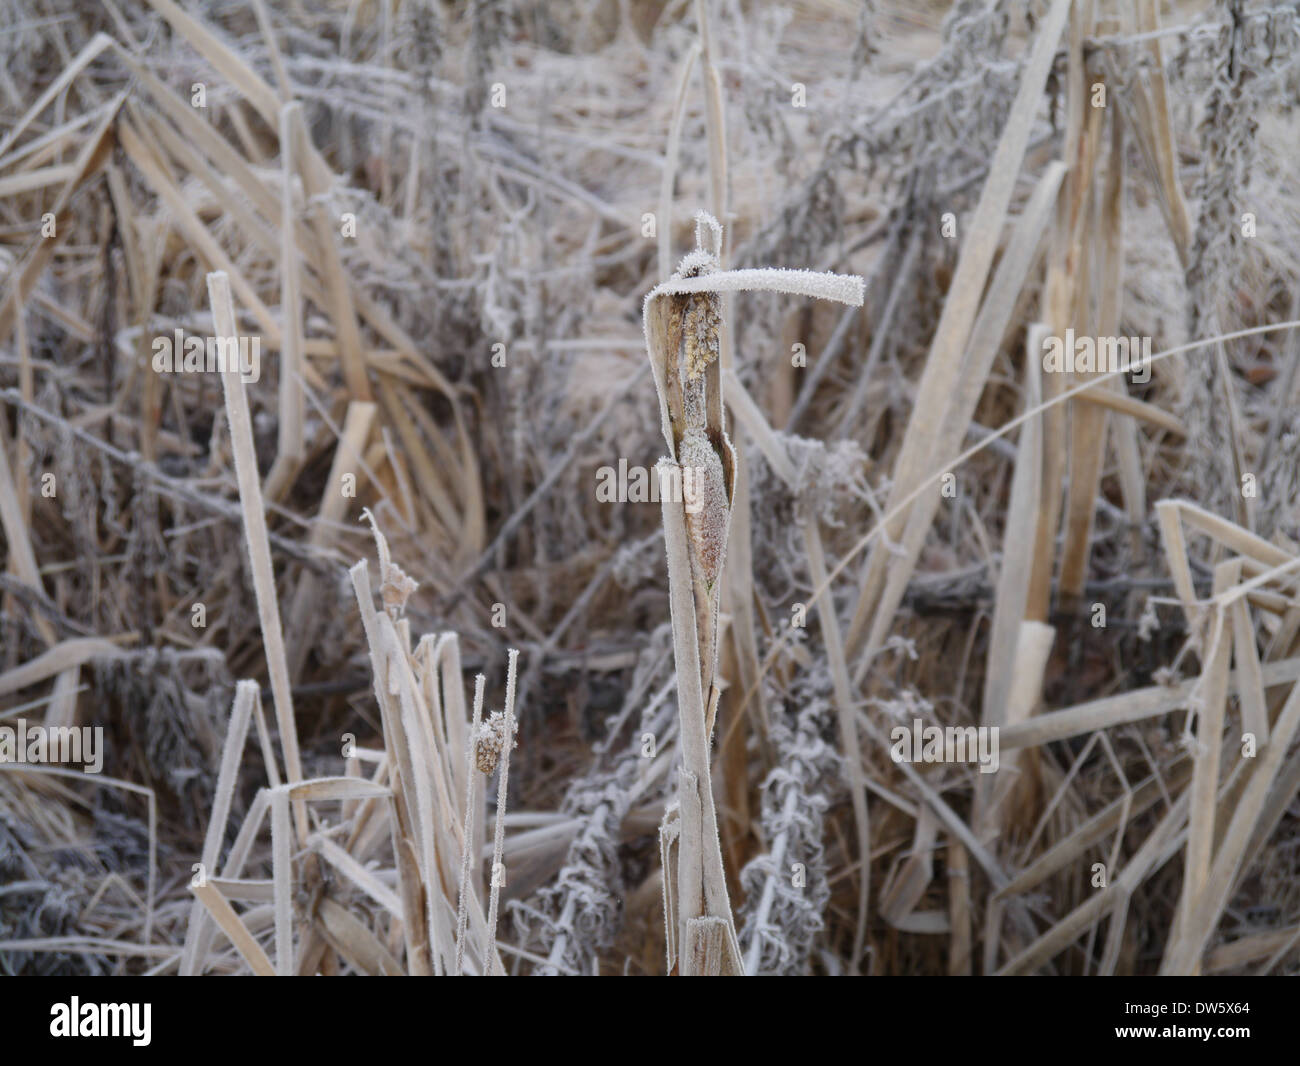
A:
[737,681,842,976]
[511,691,675,975]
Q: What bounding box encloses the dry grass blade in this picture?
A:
[206,271,305,838]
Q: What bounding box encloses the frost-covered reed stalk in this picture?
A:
[643,212,863,974]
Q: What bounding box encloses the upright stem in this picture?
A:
[660,458,741,974]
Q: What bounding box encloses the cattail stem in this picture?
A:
[483,648,519,975]
[454,673,486,975]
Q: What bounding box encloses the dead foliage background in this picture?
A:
[3,0,1300,975]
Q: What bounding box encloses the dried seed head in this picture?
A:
[362,506,418,616]
[683,291,721,382]
[474,710,517,774]
[381,562,419,617]
[678,432,729,589]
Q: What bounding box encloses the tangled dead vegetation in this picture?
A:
[3,0,1300,976]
